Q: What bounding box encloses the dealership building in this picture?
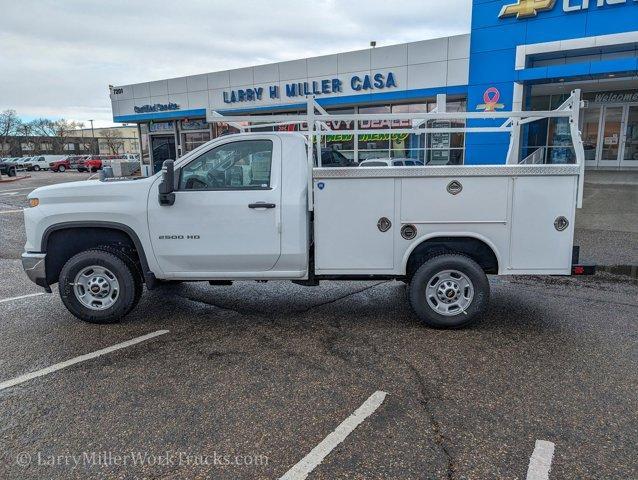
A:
[110,0,638,173]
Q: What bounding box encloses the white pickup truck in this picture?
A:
[22,90,594,328]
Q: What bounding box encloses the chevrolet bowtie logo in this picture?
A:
[499,0,557,19]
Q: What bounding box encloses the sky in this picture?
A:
[0,0,472,128]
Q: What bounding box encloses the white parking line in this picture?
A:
[0,187,32,195]
[279,390,387,480]
[0,330,170,391]
[0,292,45,304]
[526,440,555,480]
[0,209,24,214]
[0,191,31,197]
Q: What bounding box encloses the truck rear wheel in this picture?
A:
[408,253,489,329]
[59,249,141,323]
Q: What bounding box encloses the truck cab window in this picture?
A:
[179,140,273,190]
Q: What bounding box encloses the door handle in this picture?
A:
[248,202,276,209]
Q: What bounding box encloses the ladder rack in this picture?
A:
[207,89,586,210]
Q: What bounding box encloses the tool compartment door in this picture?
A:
[510,175,577,272]
[314,178,395,271]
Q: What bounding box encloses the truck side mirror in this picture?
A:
[158,159,176,206]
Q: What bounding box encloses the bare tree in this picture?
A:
[54,119,84,138]
[15,122,37,154]
[30,118,83,137]
[28,118,56,137]
[101,128,125,155]
[0,110,22,152]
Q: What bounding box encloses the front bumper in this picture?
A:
[21,252,50,291]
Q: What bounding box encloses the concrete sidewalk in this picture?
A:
[575,171,638,267]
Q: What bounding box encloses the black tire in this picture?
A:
[59,249,141,323]
[8,167,16,177]
[408,253,489,329]
[33,165,41,171]
[95,245,144,307]
[58,165,66,172]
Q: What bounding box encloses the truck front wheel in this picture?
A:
[408,253,489,329]
[59,249,141,323]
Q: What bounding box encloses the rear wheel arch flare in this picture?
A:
[403,234,500,277]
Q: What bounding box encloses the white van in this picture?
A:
[28,155,65,171]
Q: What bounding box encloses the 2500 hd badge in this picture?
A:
[159,235,201,240]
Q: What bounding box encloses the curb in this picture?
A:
[0,175,31,183]
[598,265,638,280]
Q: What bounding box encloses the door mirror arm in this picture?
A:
[158,159,176,206]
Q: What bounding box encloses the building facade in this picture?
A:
[110,0,638,173]
[76,126,140,155]
[0,135,98,157]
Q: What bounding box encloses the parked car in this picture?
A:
[26,155,65,171]
[359,158,424,167]
[48,155,84,172]
[15,157,34,169]
[3,158,21,169]
[49,157,71,172]
[80,154,134,173]
[82,155,107,172]
[317,148,357,168]
[0,159,17,177]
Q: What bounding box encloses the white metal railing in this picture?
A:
[206,89,586,210]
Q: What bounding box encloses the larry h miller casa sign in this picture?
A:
[222,71,398,104]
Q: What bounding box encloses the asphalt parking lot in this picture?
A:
[1,172,637,479]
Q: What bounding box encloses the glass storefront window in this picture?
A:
[624,106,638,162]
[390,104,426,160]
[547,118,575,164]
[149,121,174,133]
[426,99,465,166]
[600,106,623,161]
[524,94,578,164]
[179,118,212,154]
[358,105,391,160]
[183,131,211,153]
[139,124,150,166]
[582,107,601,162]
[213,122,240,138]
[379,100,466,164]
[324,108,355,160]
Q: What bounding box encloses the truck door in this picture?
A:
[147,137,282,275]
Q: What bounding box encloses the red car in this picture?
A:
[81,155,123,172]
[49,155,88,172]
[80,155,103,172]
[49,158,71,172]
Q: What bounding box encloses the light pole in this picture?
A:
[89,119,95,154]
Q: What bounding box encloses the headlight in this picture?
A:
[28,198,39,207]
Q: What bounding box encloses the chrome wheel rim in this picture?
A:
[425,269,474,316]
[73,265,120,310]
